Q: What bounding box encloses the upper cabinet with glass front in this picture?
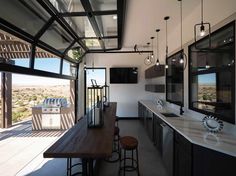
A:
[189,21,235,124]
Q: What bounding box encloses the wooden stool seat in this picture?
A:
[120,136,138,150]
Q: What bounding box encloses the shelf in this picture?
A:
[145,65,165,79]
[145,84,165,93]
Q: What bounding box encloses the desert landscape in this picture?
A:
[197,84,216,111]
[12,85,70,123]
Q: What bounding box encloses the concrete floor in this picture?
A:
[0,120,168,176]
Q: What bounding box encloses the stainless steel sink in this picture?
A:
[161,113,179,117]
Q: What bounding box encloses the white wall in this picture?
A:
[83,53,165,117]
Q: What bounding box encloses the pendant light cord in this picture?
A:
[166,20,168,57]
[156,31,158,58]
[180,0,183,49]
[201,0,203,23]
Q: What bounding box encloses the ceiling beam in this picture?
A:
[117,0,126,49]
[60,10,117,17]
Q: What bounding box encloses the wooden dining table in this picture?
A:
[43,102,117,176]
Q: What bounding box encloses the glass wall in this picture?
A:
[0,29,31,68]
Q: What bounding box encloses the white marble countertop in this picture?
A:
[139,100,236,157]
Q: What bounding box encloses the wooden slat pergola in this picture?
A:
[0,32,56,59]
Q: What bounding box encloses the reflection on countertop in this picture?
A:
[139,100,236,157]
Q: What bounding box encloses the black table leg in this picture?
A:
[82,159,88,176]
[88,159,94,176]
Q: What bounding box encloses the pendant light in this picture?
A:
[144,42,153,65]
[178,0,187,70]
[155,29,160,66]
[194,0,211,49]
[164,16,170,69]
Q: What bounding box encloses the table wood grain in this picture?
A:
[43,102,117,159]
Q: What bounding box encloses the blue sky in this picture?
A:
[11,58,70,86]
[198,73,216,85]
[86,69,106,86]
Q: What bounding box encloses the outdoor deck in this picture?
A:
[0,120,66,176]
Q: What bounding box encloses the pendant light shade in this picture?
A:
[164,16,170,69]
[155,29,160,66]
[194,0,211,49]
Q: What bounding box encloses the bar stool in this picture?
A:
[67,158,83,176]
[105,126,120,162]
[119,136,140,176]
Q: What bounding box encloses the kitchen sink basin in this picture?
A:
[161,113,179,117]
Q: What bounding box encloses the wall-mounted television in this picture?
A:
[110,67,138,84]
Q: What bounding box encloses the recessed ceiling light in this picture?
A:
[112,15,117,20]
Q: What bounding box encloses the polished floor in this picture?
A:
[0,120,168,176]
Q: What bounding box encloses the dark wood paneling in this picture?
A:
[193,144,236,176]
[44,103,117,159]
[145,84,165,93]
[145,65,165,79]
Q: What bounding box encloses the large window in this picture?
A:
[166,50,184,106]
[12,74,70,123]
[189,21,235,124]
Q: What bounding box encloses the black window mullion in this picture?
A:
[60,58,63,75]
[29,44,36,69]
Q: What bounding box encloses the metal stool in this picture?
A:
[67,158,83,176]
[119,136,140,176]
[105,126,120,162]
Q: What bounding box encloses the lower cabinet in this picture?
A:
[138,102,236,176]
[193,144,236,176]
[174,132,192,176]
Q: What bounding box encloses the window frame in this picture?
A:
[165,49,184,106]
[188,21,235,124]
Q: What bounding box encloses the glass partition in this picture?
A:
[34,47,61,74]
[67,43,85,60]
[84,39,102,50]
[104,38,118,49]
[50,0,84,13]
[96,15,117,36]
[65,16,96,38]
[40,21,74,52]
[0,0,50,36]
[0,30,30,68]
[63,60,77,77]
[90,0,117,11]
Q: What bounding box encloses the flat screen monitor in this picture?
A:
[110,67,138,84]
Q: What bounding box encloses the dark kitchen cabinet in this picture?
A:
[193,144,236,176]
[174,132,192,176]
[138,102,236,176]
[145,108,154,140]
[145,65,165,78]
[138,102,145,125]
[153,114,163,153]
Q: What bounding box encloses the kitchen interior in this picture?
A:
[0,0,236,176]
